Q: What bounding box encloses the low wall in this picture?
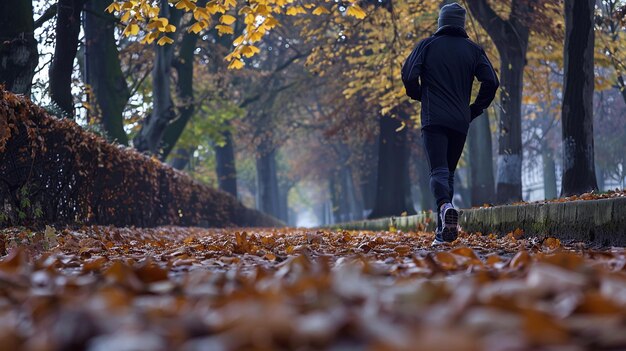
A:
[0,88,282,228]
[331,197,626,246]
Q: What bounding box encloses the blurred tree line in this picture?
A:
[0,0,624,226]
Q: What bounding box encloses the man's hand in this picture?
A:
[470,104,483,120]
[405,85,422,101]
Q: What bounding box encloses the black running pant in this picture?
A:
[421,125,467,230]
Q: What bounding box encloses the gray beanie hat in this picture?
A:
[438,3,466,29]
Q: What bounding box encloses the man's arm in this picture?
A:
[402,39,428,101]
[470,49,499,120]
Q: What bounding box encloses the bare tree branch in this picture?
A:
[35,3,58,29]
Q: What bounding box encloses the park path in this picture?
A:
[1,225,626,350]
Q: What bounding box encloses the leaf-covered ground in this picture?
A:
[1,226,626,350]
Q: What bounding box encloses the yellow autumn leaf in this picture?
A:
[286,6,305,15]
[148,6,159,17]
[233,35,245,46]
[157,36,174,45]
[175,0,196,11]
[123,23,140,37]
[346,5,366,19]
[256,4,269,16]
[228,58,244,69]
[140,32,159,44]
[220,14,236,25]
[206,1,223,14]
[265,17,279,27]
[151,17,169,29]
[240,45,260,58]
[105,2,121,13]
[215,24,234,35]
[205,1,222,15]
[312,6,330,15]
[225,51,241,61]
[188,21,205,34]
[163,24,176,32]
[238,6,252,15]
[193,7,210,20]
[121,11,131,22]
[249,30,264,42]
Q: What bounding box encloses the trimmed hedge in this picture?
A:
[0,88,281,228]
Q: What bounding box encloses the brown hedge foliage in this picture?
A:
[0,88,281,228]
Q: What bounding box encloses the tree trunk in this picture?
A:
[495,49,525,203]
[215,128,238,197]
[466,0,529,204]
[160,0,207,159]
[278,183,289,224]
[561,0,598,196]
[542,144,558,199]
[160,32,198,159]
[329,173,349,223]
[596,167,605,192]
[468,111,496,206]
[133,4,181,153]
[330,165,363,222]
[322,200,333,225]
[368,114,416,219]
[343,166,363,221]
[49,0,84,117]
[84,0,130,145]
[360,168,376,215]
[329,177,341,223]
[0,0,38,96]
[359,142,377,214]
[256,143,281,219]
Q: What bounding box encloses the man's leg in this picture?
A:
[446,128,468,204]
[434,127,468,241]
[421,126,450,233]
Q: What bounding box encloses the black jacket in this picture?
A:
[402,26,499,134]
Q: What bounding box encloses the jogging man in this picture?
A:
[401,2,499,245]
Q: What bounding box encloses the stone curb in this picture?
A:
[328,197,626,246]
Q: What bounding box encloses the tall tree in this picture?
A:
[0,0,38,95]
[133,3,181,153]
[328,143,363,222]
[214,129,238,196]
[368,113,416,219]
[542,142,558,199]
[466,0,530,203]
[256,141,281,219]
[160,31,199,159]
[49,0,85,117]
[160,0,208,160]
[468,111,496,206]
[561,0,598,196]
[85,0,131,144]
